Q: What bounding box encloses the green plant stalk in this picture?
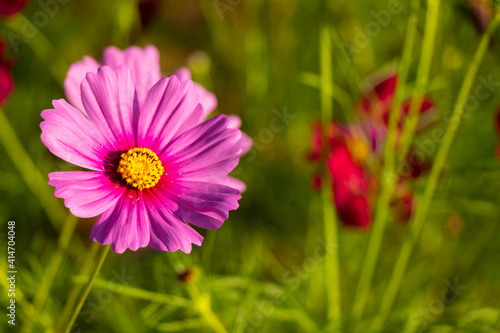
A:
[398,0,441,163]
[56,242,100,332]
[72,277,192,307]
[351,0,421,320]
[64,245,111,333]
[320,26,342,328]
[0,111,66,228]
[370,11,500,332]
[187,285,228,333]
[20,214,78,333]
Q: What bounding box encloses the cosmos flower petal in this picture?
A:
[227,115,252,155]
[327,143,372,228]
[162,115,241,179]
[235,132,253,156]
[41,99,111,171]
[211,176,247,193]
[173,67,217,116]
[64,56,100,114]
[138,75,204,150]
[81,66,137,150]
[49,171,126,218]
[153,180,241,229]
[90,190,151,253]
[144,191,203,253]
[0,63,13,106]
[102,45,161,105]
[0,0,28,17]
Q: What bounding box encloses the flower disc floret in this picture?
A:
[117,148,164,190]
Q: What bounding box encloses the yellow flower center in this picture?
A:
[117,148,164,190]
[347,137,370,164]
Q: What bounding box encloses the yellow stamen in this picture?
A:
[117,148,164,190]
[347,137,370,164]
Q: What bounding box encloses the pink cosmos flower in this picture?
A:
[0,39,14,105]
[0,0,28,17]
[41,65,245,253]
[308,73,435,228]
[64,45,252,192]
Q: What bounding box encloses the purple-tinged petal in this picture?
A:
[64,56,100,114]
[212,176,247,193]
[161,115,242,179]
[173,67,191,81]
[174,67,217,116]
[102,45,161,105]
[41,99,111,171]
[144,191,203,253]
[226,115,253,155]
[152,179,240,229]
[227,115,242,129]
[49,171,125,218]
[236,132,252,156]
[90,190,150,253]
[81,66,137,151]
[138,75,204,151]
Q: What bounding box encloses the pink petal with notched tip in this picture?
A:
[49,171,126,218]
[90,190,151,253]
[40,99,111,171]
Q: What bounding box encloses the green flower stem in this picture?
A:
[351,0,421,321]
[187,285,228,333]
[64,245,111,333]
[72,276,192,308]
[370,11,500,332]
[20,214,78,333]
[320,26,342,329]
[113,0,138,47]
[0,111,65,228]
[56,242,100,332]
[398,0,441,164]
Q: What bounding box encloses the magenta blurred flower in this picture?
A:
[0,0,28,17]
[64,45,252,192]
[0,40,13,106]
[42,65,246,253]
[308,73,435,228]
[327,133,373,228]
[496,109,500,160]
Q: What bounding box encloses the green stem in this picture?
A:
[351,0,421,321]
[64,245,111,333]
[320,26,342,328]
[72,277,192,307]
[370,11,500,332]
[20,215,78,333]
[56,242,100,332]
[398,0,441,162]
[0,111,65,228]
[187,285,228,333]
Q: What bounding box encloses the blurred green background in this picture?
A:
[1,0,500,332]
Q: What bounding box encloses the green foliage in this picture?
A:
[0,0,499,332]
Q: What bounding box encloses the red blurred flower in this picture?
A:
[327,138,372,228]
[138,0,159,29]
[0,40,14,106]
[308,73,435,228]
[0,0,28,18]
[496,109,500,160]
